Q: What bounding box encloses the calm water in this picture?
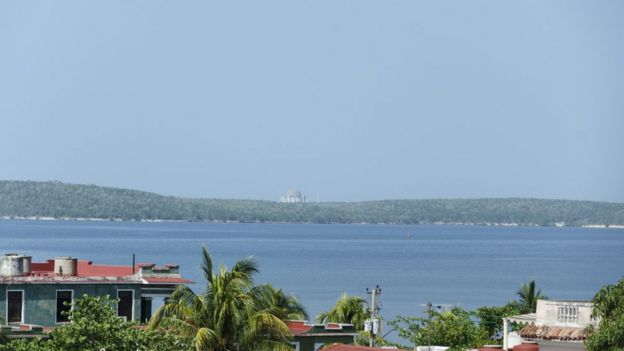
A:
[1,220,623,335]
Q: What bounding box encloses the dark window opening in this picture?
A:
[140,297,152,323]
[117,290,133,321]
[7,291,23,323]
[56,291,72,323]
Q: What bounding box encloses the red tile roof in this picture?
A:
[520,324,587,341]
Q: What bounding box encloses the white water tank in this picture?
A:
[21,256,32,274]
[0,253,25,276]
[54,257,78,276]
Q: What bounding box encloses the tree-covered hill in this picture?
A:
[1,180,623,226]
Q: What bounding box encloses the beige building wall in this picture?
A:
[535,299,596,328]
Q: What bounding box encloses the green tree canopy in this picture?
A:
[516,279,547,313]
[474,304,521,339]
[586,277,624,351]
[316,293,370,331]
[252,284,308,321]
[0,295,192,351]
[390,307,488,351]
[149,246,293,351]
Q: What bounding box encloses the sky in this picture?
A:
[0,1,623,202]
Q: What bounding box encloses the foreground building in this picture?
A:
[287,321,357,351]
[0,253,191,327]
[503,299,596,350]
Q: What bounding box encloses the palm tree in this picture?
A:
[149,246,293,351]
[517,279,547,313]
[252,284,308,321]
[317,293,370,331]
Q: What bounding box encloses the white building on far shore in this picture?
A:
[281,189,306,203]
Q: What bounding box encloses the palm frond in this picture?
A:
[201,245,213,285]
[317,293,369,330]
[195,327,219,351]
[516,279,547,313]
[149,285,202,329]
[232,256,259,277]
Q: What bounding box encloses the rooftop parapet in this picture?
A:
[138,263,180,277]
[0,253,191,284]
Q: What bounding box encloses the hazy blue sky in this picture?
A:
[1,1,623,202]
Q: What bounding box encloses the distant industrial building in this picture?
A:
[281,189,306,203]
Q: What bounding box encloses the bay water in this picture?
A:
[1,220,623,341]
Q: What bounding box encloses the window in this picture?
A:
[117,290,134,321]
[140,297,152,323]
[7,290,24,323]
[56,290,73,323]
[557,305,579,324]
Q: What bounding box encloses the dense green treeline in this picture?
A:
[1,180,623,226]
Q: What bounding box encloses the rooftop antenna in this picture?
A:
[132,253,136,274]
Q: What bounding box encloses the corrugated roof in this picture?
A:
[287,321,312,335]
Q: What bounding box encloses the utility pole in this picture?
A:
[420,303,453,351]
[427,302,433,351]
[367,285,382,348]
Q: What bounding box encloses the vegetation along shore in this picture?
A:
[1,180,623,227]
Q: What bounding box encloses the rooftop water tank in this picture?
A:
[21,256,32,274]
[0,253,25,276]
[54,257,78,276]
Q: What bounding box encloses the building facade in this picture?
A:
[503,299,597,350]
[534,300,595,328]
[287,321,357,351]
[281,189,306,203]
[0,253,191,327]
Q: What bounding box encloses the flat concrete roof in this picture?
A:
[537,340,586,351]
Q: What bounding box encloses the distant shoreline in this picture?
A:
[2,215,624,230]
[2,180,624,228]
